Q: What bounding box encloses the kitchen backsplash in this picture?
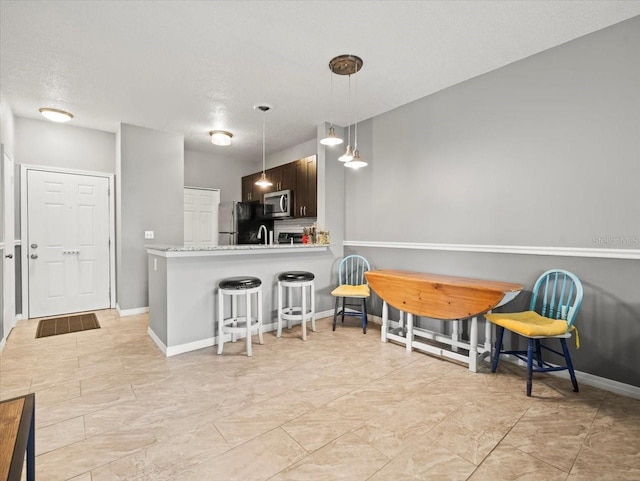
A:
[274,218,316,239]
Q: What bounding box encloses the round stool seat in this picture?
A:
[219,276,262,290]
[278,271,315,282]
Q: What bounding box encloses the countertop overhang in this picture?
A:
[147,244,330,258]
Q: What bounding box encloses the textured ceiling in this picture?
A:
[1,1,639,162]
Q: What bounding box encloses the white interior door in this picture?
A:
[27,170,111,318]
[184,188,219,246]
[2,146,16,335]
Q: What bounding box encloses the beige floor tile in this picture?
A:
[468,443,568,481]
[271,432,389,481]
[36,430,156,481]
[500,400,600,472]
[36,415,86,456]
[368,435,475,481]
[426,396,529,465]
[1,312,638,480]
[351,393,458,457]
[174,427,307,481]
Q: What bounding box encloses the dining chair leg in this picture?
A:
[561,338,579,392]
[341,297,346,323]
[332,297,339,331]
[492,326,504,373]
[361,298,367,334]
[535,339,543,367]
[526,338,535,396]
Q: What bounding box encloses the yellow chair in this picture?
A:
[331,255,370,333]
[485,269,583,396]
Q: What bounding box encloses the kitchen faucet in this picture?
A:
[257,224,269,244]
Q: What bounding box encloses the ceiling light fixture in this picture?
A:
[345,60,368,170]
[319,67,343,146]
[326,55,363,165]
[254,105,273,189]
[209,130,233,146]
[39,107,73,123]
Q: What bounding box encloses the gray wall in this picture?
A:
[15,117,115,174]
[184,149,258,203]
[266,138,316,169]
[116,123,184,310]
[344,17,640,387]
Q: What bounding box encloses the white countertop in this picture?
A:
[147,243,330,258]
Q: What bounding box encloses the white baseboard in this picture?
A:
[167,337,215,357]
[0,337,5,352]
[147,327,167,355]
[503,355,640,400]
[116,305,149,317]
[15,314,23,322]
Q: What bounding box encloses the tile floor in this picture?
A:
[1,309,639,481]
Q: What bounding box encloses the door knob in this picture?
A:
[31,243,38,249]
[30,254,38,259]
[4,254,12,259]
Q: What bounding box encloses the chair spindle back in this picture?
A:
[529,269,583,328]
[339,255,371,286]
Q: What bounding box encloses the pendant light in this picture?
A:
[320,68,343,146]
[345,61,368,170]
[324,55,363,163]
[254,105,273,188]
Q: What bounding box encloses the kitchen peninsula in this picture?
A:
[147,243,334,356]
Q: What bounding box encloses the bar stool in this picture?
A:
[277,271,316,341]
[217,276,263,356]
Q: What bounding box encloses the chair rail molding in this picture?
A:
[343,240,640,260]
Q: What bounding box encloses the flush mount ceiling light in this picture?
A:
[209,130,233,146]
[254,105,273,189]
[39,107,73,123]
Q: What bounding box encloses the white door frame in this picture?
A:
[2,145,16,337]
[21,164,116,318]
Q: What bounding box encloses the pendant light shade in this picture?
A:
[338,145,354,162]
[345,149,368,169]
[254,105,273,189]
[320,126,343,146]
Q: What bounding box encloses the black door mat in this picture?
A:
[35,313,100,338]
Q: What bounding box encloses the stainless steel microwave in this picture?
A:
[263,189,292,218]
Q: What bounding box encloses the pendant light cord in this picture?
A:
[347,73,351,146]
[354,65,358,149]
[262,112,266,173]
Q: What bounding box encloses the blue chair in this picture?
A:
[331,255,371,333]
[485,269,583,396]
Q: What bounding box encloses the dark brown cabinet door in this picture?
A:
[241,173,263,202]
[294,155,317,217]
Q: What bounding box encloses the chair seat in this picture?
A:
[219,276,262,290]
[485,310,571,337]
[278,271,315,282]
[331,284,370,298]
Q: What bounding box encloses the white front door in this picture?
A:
[27,170,111,318]
[184,188,220,246]
[2,146,16,335]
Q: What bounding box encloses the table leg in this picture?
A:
[381,301,388,343]
[484,310,492,354]
[27,397,35,481]
[469,316,478,372]
[451,320,459,352]
[406,313,413,352]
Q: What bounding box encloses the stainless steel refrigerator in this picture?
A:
[218,202,273,245]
